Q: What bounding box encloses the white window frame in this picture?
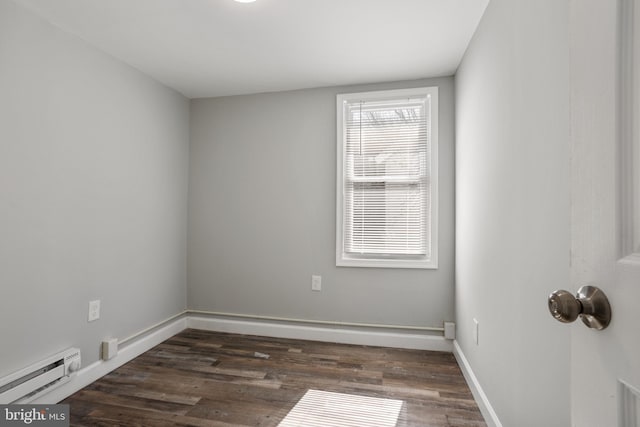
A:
[336,87,438,269]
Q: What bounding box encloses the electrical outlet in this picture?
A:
[88,300,101,322]
[311,275,322,291]
[473,318,479,345]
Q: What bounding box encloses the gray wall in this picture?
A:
[455,0,571,425]
[189,77,454,328]
[0,0,189,376]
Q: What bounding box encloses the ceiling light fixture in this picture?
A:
[234,0,256,3]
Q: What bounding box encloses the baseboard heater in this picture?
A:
[0,348,81,404]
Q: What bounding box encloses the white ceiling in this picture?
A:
[14,0,489,99]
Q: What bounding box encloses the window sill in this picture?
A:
[336,256,438,270]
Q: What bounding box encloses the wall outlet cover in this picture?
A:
[311,275,322,291]
[88,300,101,322]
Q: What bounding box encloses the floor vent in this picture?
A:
[0,348,81,404]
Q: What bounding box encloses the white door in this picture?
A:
[569,0,640,426]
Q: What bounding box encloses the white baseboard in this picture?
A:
[30,314,451,404]
[188,315,452,352]
[453,340,502,427]
[34,317,188,404]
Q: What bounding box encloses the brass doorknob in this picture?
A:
[548,286,611,330]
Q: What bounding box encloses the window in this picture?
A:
[336,87,438,269]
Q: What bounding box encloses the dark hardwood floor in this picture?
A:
[63,329,486,427]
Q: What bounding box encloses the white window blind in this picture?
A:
[336,87,438,269]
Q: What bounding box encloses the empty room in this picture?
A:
[1,0,639,426]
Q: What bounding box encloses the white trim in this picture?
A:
[188,315,452,352]
[187,309,444,332]
[119,311,186,345]
[336,257,438,270]
[28,312,452,404]
[618,379,640,427]
[619,252,640,266]
[336,86,439,270]
[452,340,502,427]
[32,316,187,404]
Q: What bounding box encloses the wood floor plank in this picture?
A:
[63,329,486,426]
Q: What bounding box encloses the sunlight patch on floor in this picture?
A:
[278,389,404,427]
